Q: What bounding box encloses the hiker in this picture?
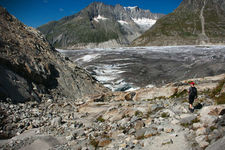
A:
[188,82,197,111]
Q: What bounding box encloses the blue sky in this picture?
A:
[0,0,183,28]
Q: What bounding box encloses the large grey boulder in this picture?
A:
[206,136,225,150]
[179,114,197,124]
[198,105,225,126]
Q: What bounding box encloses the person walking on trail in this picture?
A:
[188,82,197,111]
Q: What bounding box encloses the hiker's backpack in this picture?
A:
[190,87,197,97]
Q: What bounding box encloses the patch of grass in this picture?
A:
[136,135,145,140]
[197,98,206,103]
[191,142,199,147]
[210,78,225,104]
[209,126,217,131]
[96,116,105,122]
[90,138,99,149]
[170,89,188,98]
[157,96,166,100]
[146,108,152,118]
[181,118,200,128]
[136,133,159,140]
[118,103,122,107]
[210,78,225,97]
[215,93,225,104]
[135,110,144,117]
[146,96,166,101]
[161,112,170,118]
[118,126,126,131]
[181,99,188,103]
[191,118,200,124]
[180,123,191,128]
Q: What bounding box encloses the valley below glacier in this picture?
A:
[57,45,225,91]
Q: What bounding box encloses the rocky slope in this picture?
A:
[37,2,163,49]
[0,6,108,104]
[0,74,224,149]
[132,0,225,46]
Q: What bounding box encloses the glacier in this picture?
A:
[57,45,225,91]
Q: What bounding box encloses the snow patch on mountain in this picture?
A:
[94,15,108,22]
[118,20,128,25]
[132,18,157,30]
[124,6,138,10]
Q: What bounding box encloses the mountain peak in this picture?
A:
[37,2,164,49]
[87,1,110,9]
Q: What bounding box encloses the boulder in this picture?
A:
[195,135,209,148]
[134,86,176,101]
[206,136,225,150]
[193,123,203,129]
[196,127,207,136]
[199,105,225,126]
[134,120,145,130]
[135,128,148,139]
[125,92,136,101]
[180,114,197,124]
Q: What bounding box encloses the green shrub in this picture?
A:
[210,78,225,97]
[146,108,152,117]
[210,78,225,104]
[96,116,105,122]
[161,112,170,118]
[180,123,190,128]
[215,93,225,104]
[210,126,217,131]
[135,110,143,117]
[191,118,200,124]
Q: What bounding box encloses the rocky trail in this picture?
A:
[1,74,225,150]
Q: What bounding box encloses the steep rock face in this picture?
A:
[37,2,163,49]
[0,7,108,103]
[132,0,225,46]
[125,6,162,19]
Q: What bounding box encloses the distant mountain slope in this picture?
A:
[0,6,108,103]
[132,0,225,46]
[37,2,163,49]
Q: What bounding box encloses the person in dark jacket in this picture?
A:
[188,82,197,111]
